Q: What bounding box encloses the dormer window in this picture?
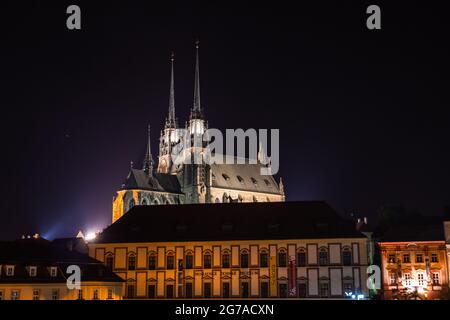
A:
[222,174,230,181]
[236,175,244,184]
[50,267,58,277]
[263,179,270,186]
[6,265,14,276]
[29,266,37,277]
[250,177,258,186]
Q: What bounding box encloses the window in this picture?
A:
[278,283,287,298]
[93,289,99,300]
[166,285,174,298]
[431,253,438,263]
[403,254,410,263]
[128,255,136,270]
[50,267,58,277]
[148,285,156,299]
[236,175,244,183]
[52,289,59,300]
[203,253,212,269]
[343,282,353,294]
[222,282,230,298]
[127,284,135,299]
[107,289,113,300]
[320,283,329,298]
[297,250,306,267]
[78,289,83,300]
[222,253,230,268]
[260,252,269,268]
[29,266,37,277]
[6,266,14,276]
[204,283,212,298]
[319,248,329,266]
[417,273,425,286]
[148,253,156,270]
[241,282,249,298]
[278,251,287,267]
[432,272,440,285]
[0,290,3,300]
[141,198,149,205]
[222,174,230,181]
[298,283,307,298]
[404,273,411,286]
[185,253,193,269]
[166,255,175,269]
[416,254,423,263]
[250,177,258,186]
[33,289,40,300]
[390,273,396,285]
[388,254,396,263]
[342,249,352,266]
[11,290,20,300]
[128,198,135,210]
[263,179,270,186]
[240,251,249,268]
[185,283,193,298]
[106,255,114,270]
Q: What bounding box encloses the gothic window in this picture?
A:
[128,198,135,211]
[215,198,220,203]
[319,248,329,266]
[342,247,352,266]
[141,198,149,205]
[222,193,229,203]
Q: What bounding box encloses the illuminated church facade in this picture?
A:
[112,44,285,223]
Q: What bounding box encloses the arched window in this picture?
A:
[222,193,228,203]
[297,248,306,267]
[148,252,156,270]
[185,252,193,269]
[240,250,249,268]
[278,249,287,267]
[105,254,114,270]
[260,249,269,267]
[215,198,220,203]
[128,254,136,270]
[222,251,230,268]
[203,252,212,269]
[166,252,175,269]
[319,247,329,266]
[342,247,352,266]
[141,198,149,205]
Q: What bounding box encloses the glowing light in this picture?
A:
[85,232,97,241]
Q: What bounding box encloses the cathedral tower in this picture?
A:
[157,52,179,174]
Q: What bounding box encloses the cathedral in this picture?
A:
[112,44,285,223]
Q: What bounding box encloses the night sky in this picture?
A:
[2,1,449,240]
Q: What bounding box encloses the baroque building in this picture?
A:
[90,202,370,299]
[112,44,284,223]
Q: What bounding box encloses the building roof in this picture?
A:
[93,201,364,243]
[0,239,123,283]
[211,162,281,195]
[379,217,446,242]
[120,169,181,194]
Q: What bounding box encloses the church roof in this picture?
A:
[120,169,182,194]
[94,201,364,243]
[211,162,281,195]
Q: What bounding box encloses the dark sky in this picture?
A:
[2,1,449,240]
